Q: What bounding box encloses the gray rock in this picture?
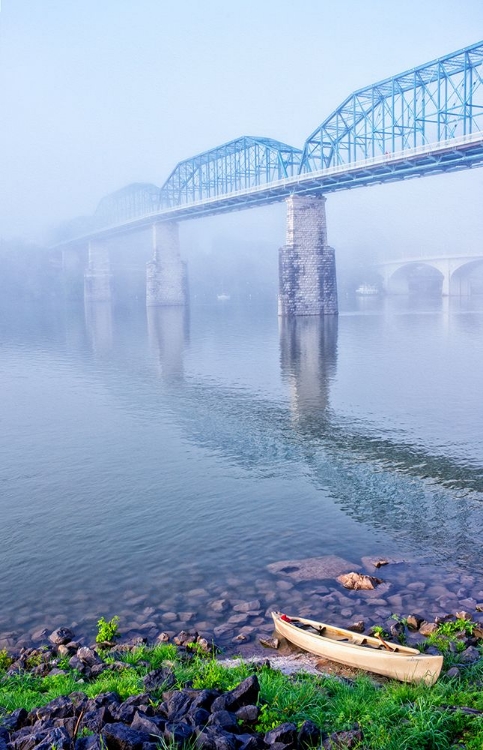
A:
[49,627,75,646]
[77,647,103,667]
[233,601,261,613]
[406,614,424,631]
[347,621,365,633]
[264,722,297,747]
[445,666,461,679]
[267,555,361,582]
[337,573,383,591]
[419,621,438,636]
[458,646,481,663]
[235,705,259,724]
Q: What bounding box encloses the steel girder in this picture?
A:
[94,183,161,227]
[300,41,483,171]
[158,136,302,208]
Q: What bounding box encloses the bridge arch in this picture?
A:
[450,258,483,295]
[386,262,444,295]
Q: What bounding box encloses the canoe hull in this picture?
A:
[272,612,443,686]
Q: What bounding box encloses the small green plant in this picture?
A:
[372,626,389,638]
[96,616,120,644]
[436,618,476,638]
[0,648,13,671]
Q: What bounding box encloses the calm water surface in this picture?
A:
[1,295,483,642]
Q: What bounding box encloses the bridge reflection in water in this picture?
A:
[133,301,483,572]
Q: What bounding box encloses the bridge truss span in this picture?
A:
[159,136,302,209]
[301,41,483,171]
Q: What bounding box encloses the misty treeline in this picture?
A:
[0,239,65,299]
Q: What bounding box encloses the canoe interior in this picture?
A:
[273,612,420,654]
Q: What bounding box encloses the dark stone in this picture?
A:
[347,621,365,633]
[101,723,150,750]
[264,722,297,747]
[207,711,238,732]
[13,727,71,750]
[159,690,193,721]
[1,708,28,732]
[163,721,193,745]
[445,666,461,679]
[187,708,211,728]
[143,668,176,692]
[187,689,221,712]
[81,708,112,734]
[93,692,122,708]
[49,627,75,646]
[235,733,265,750]
[32,696,74,721]
[459,646,481,663]
[53,717,76,737]
[298,720,321,748]
[210,676,259,713]
[120,695,151,710]
[235,705,259,724]
[75,736,104,750]
[196,727,237,750]
[130,712,164,738]
[0,728,9,744]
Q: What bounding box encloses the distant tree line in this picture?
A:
[0,239,64,299]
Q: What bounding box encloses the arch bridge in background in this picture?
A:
[377,255,483,295]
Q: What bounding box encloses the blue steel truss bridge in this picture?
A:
[56,41,483,314]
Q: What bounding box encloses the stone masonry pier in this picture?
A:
[278,195,338,316]
[146,222,187,306]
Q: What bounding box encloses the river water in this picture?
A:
[1,294,483,650]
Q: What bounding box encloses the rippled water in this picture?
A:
[1,295,482,645]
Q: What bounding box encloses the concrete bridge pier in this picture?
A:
[84,240,112,302]
[146,222,187,306]
[278,195,338,316]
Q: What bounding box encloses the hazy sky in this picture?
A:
[1,0,482,260]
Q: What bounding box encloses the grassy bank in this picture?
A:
[1,642,483,749]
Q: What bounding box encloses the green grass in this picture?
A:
[1,646,483,748]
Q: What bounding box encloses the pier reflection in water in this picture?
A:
[0,297,482,647]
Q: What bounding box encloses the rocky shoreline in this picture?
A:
[1,555,482,658]
[1,582,483,750]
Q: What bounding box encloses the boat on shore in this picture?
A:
[272,612,443,685]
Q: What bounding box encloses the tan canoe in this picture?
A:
[272,612,443,685]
